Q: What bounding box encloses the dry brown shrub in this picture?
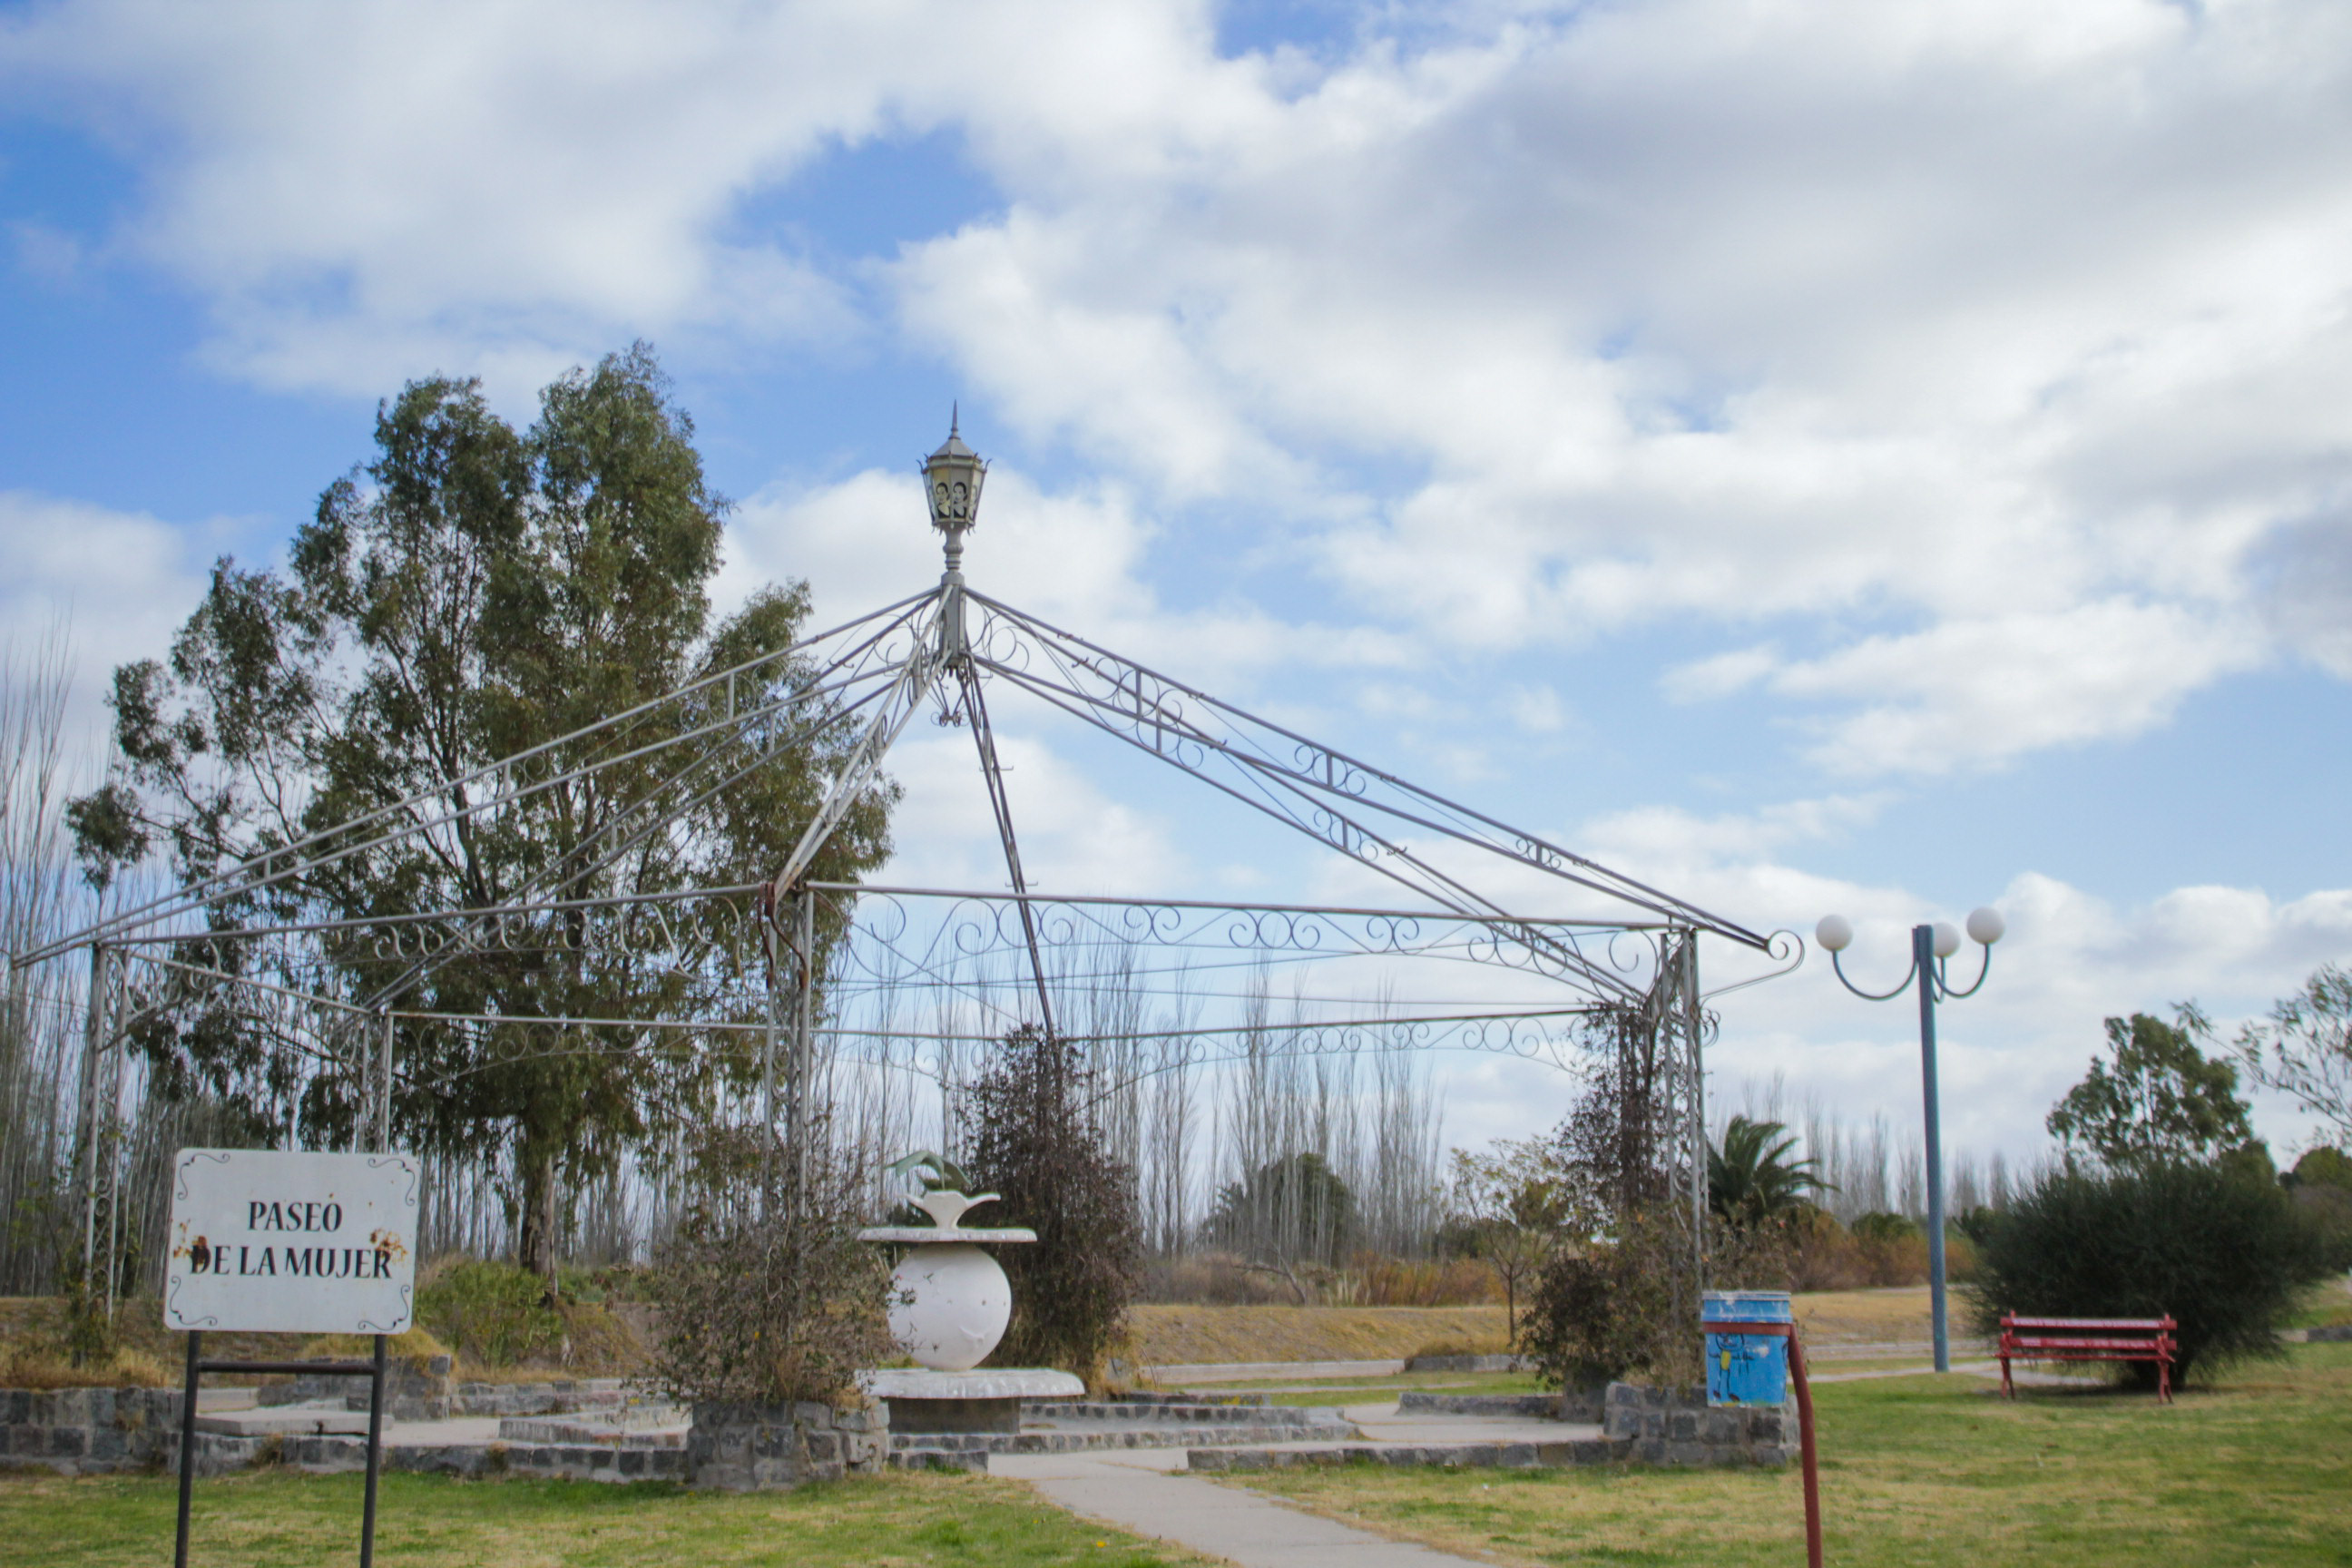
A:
[1348,1254,1500,1307]
[1139,1253,1294,1305]
[648,1127,892,1406]
[1785,1210,1979,1291]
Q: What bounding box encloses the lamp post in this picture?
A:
[1815,905,2004,1373]
[924,408,986,663]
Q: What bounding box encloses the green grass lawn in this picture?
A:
[1215,1343,2352,1567]
[0,1466,1212,1567]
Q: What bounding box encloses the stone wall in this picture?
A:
[275,1435,686,1484]
[685,1400,890,1491]
[0,1386,693,1485]
[447,1378,628,1418]
[1602,1383,1795,1467]
[0,1388,179,1475]
[258,1368,648,1422]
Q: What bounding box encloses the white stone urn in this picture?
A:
[860,1183,1035,1372]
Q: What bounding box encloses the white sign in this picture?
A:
[162,1149,418,1335]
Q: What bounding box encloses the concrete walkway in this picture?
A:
[1000,1398,1593,1565]
[999,1448,1486,1567]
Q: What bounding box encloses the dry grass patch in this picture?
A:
[1129,1305,1508,1367]
[1127,1290,1975,1373]
[1791,1286,1947,1345]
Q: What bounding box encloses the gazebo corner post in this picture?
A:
[789,884,818,1211]
[760,918,782,1213]
[73,941,113,1350]
[376,1008,396,1153]
[1681,928,1707,1292]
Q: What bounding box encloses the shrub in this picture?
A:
[1522,1208,1794,1389]
[1969,1161,2329,1385]
[963,1026,1142,1384]
[1787,1210,1866,1291]
[416,1258,565,1367]
[648,1126,894,1406]
[1349,1253,1500,1308]
[1205,1152,1357,1267]
[2289,1184,2352,1272]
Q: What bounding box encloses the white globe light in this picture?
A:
[1932,922,1963,958]
[1815,915,1854,953]
[1966,906,2006,946]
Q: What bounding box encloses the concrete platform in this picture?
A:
[194,1402,370,1437]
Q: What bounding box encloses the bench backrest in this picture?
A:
[2002,1316,2173,1333]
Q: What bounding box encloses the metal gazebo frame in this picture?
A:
[13,417,1794,1313]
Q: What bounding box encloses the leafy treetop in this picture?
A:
[67,345,896,1287]
[2046,1005,2259,1172]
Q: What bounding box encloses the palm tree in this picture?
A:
[1709,1116,1833,1229]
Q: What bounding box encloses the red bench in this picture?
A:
[1997,1314,2178,1403]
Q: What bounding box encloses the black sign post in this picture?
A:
[172,1331,389,1568]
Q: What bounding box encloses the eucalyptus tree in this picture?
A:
[2047,1007,2259,1172]
[2239,965,2352,1148]
[68,346,894,1287]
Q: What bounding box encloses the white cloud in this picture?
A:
[0,490,230,763]
[1667,600,2269,775]
[10,0,2352,781]
[887,0,2352,769]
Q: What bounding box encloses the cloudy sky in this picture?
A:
[5,0,2349,1168]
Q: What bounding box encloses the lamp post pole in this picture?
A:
[1818,906,2004,1375]
[1912,922,1950,1373]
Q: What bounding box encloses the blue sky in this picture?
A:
[5,0,2350,1168]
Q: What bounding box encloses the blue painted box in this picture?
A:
[1702,1289,1791,1407]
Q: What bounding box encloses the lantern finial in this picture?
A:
[922,412,986,578]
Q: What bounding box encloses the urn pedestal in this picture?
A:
[858,1367,1085,1434]
[859,1186,1077,1436]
